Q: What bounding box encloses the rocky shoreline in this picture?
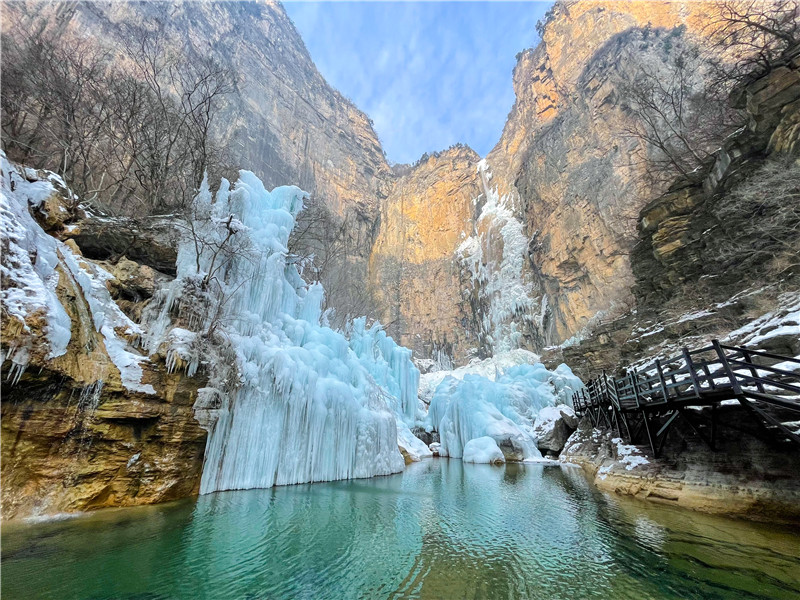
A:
[560,414,800,524]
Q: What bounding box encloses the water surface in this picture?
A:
[3,460,799,599]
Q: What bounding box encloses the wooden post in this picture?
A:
[703,363,716,390]
[741,348,765,393]
[631,369,642,409]
[712,339,741,395]
[655,359,671,403]
[682,347,702,399]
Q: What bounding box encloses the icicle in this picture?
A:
[144,171,416,494]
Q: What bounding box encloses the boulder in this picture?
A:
[66,214,180,276]
[412,426,439,446]
[533,405,579,454]
[104,257,168,302]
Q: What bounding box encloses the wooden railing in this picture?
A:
[572,340,800,456]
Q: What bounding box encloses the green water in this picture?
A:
[3,460,799,600]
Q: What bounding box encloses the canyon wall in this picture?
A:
[2,0,393,321]
[368,0,719,363]
[492,1,715,345]
[3,0,733,365]
[1,164,207,519]
[3,0,731,365]
[368,146,482,364]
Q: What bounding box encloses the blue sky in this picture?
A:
[283,1,552,164]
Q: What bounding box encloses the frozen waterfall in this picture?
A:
[151,172,414,493]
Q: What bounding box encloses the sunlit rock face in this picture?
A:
[368,146,482,365]
[370,1,720,363]
[3,0,723,365]
[485,1,717,346]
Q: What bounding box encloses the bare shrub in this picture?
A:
[706,0,800,83]
[616,29,744,189]
[1,22,235,216]
[712,157,800,277]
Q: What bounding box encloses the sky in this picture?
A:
[283,1,552,164]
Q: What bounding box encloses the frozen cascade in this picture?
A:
[347,317,431,460]
[150,172,414,493]
[424,355,583,463]
[457,159,539,354]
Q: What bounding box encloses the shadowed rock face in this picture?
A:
[3,0,393,319]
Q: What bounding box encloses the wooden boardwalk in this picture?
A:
[572,340,800,456]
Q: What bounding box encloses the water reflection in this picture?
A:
[3,460,800,600]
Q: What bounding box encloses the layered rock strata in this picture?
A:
[1,166,207,519]
[561,413,800,523]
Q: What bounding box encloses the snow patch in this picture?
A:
[1,152,153,393]
[463,436,505,464]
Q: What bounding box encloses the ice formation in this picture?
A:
[424,353,583,463]
[463,436,505,464]
[457,160,540,353]
[0,152,153,393]
[147,172,418,493]
[419,348,543,405]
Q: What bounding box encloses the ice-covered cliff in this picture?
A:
[144,171,425,492]
[1,154,208,519]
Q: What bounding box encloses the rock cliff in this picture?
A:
[547,45,800,380]
[368,0,721,363]
[368,146,482,364]
[2,0,393,320]
[1,160,207,519]
[3,0,737,364]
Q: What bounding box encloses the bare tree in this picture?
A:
[615,31,744,188]
[287,197,376,327]
[1,22,235,216]
[706,0,800,83]
[712,157,800,277]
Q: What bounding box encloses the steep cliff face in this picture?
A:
[3,0,731,365]
[1,160,206,519]
[2,0,393,318]
[487,0,717,346]
[368,0,720,364]
[369,146,481,364]
[544,49,800,379]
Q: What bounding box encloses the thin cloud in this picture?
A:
[284,1,551,164]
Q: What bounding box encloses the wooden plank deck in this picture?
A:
[571,340,800,456]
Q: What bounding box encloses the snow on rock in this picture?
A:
[532,404,578,454]
[611,438,650,470]
[146,171,417,493]
[724,291,800,353]
[456,160,538,354]
[397,424,433,462]
[425,357,584,462]
[1,152,154,394]
[1,153,72,362]
[463,436,505,464]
